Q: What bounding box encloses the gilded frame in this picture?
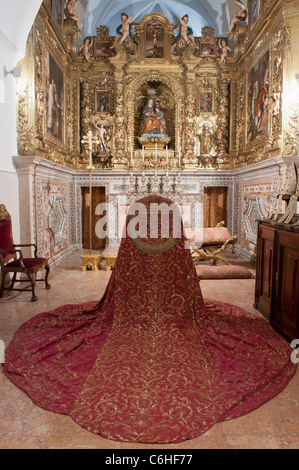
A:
[45,47,65,145]
[95,89,110,114]
[94,39,111,58]
[245,48,270,146]
[200,42,215,56]
[199,92,213,114]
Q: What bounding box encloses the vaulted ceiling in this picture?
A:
[81,0,234,37]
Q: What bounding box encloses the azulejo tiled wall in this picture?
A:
[12,155,299,265]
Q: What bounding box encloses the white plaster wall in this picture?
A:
[0,0,42,241]
[0,170,20,244]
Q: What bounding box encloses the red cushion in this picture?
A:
[0,219,13,258]
[6,257,47,269]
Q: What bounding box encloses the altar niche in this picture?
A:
[134,83,175,164]
[132,13,177,63]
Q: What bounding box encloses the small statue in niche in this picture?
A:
[200,123,214,155]
[36,92,46,116]
[269,93,280,117]
[225,0,247,40]
[79,37,94,62]
[64,0,83,38]
[237,120,244,139]
[110,12,134,49]
[175,15,197,49]
[95,122,109,153]
[218,38,232,63]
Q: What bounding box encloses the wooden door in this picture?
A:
[81,186,106,250]
[204,187,228,227]
[272,230,299,340]
[254,223,275,321]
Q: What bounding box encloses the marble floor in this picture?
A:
[0,250,298,449]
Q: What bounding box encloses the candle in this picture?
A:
[131,146,133,163]
[166,145,168,164]
[142,145,145,163]
[155,143,157,161]
[178,147,181,166]
[142,170,145,177]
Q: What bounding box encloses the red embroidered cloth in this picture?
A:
[3,195,296,443]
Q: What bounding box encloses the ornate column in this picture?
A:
[216,76,230,167]
[80,80,92,162]
[111,66,127,169]
[183,67,198,168]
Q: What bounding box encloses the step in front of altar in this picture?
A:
[99,246,119,271]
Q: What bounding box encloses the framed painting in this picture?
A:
[146,21,164,58]
[45,49,64,142]
[94,39,111,58]
[96,90,110,113]
[200,43,215,56]
[250,0,262,29]
[200,92,213,113]
[246,50,270,143]
[52,0,63,26]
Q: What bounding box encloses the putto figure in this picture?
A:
[219,38,232,63]
[110,12,134,49]
[225,0,247,39]
[176,14,197,49]
[64,0,83,38]
[79,37,94,62]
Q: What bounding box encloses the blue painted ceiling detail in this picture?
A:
[83,0,231,37]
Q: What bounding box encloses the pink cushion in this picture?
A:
[0,219,13,258]
[6,257,47,269]
[185,227,233,246]
[196,264,254,279]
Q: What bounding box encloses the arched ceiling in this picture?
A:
[82,0,233,37]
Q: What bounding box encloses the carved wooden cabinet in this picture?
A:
[255,220,299,341]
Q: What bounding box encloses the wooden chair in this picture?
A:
[187,221,238,265]
[0,204,50,301]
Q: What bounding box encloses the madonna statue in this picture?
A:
[140,96,167,136]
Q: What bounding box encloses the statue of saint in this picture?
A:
[201,124,213,154]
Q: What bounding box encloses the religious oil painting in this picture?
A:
[96,90,110,113]
[200,43,215,56]
[52,0,63,25]
[145,21,164,58]
[246,50,270,143]
[45,49,64,142]
[200,92,213,113]
[250,0,262,29]
[94,39,110,58]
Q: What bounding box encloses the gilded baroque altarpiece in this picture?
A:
[13,0,299,263]
[16,0,299,173]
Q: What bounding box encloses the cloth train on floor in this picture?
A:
[3,195,296,443]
